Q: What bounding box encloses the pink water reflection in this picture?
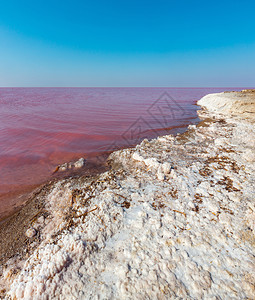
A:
[0,87,244,218]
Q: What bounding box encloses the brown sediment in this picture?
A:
[0,184,43,223]
[0,157,109,268]
[0,183,49,266]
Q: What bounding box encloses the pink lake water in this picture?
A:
[0,87,245,219]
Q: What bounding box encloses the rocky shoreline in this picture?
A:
[1,90,255,299]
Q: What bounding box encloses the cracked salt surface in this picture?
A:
[2,91,255,299]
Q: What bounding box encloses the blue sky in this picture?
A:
[0,0,254,87]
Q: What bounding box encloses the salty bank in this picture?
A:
[0,90,255,299]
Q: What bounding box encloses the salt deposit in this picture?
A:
[54,157,86,173]
[1,91,255,299]
[25,228,37,239]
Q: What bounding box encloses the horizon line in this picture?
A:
[0,86,254,89]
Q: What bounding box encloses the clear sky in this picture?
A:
[0,0,254,87]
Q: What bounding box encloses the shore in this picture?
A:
[1,90,255,299]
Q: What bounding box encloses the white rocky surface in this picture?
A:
[2,91,255,299]
[197,89,255,121]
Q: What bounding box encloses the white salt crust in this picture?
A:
[2,92,255,299]
[197,90,255,121]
